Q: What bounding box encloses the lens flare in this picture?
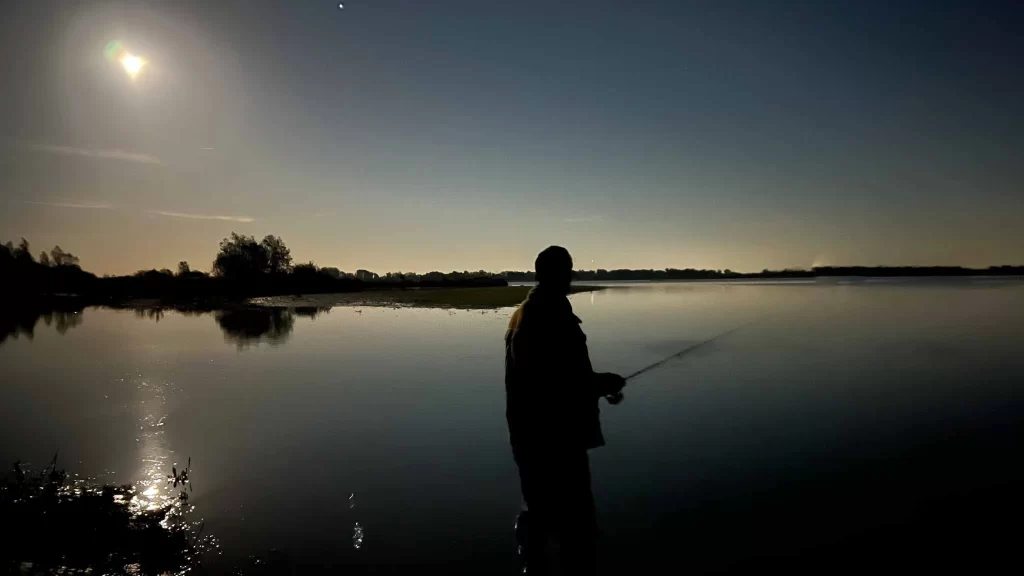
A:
[105,41,146,80]
[103,40,123,60]
[121,54,145,78]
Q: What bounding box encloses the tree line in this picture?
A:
[0,239,95,297]
[1,233,505,303]
[3,233,1023,304]
[497,265,1024,282]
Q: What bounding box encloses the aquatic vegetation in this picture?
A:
[1,454,217,575]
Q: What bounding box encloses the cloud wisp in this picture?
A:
[27,143,162,165]
[146,210,255,223]
[22,200,114,210]
[19,201,255,223]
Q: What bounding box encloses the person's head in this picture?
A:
[535,246,573,293]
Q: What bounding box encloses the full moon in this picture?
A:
[121,54,145,79]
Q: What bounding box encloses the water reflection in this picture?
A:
[293,306,327,319]
[3,304,332,349]
[215,307,329,348]
[132,371,178,516]
[0,302,85,344]
[2,282,1022,572]
[127,305,331,347]
[215,308,293,346]
[132,307,211,324]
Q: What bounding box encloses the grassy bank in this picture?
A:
[250,285,604,309]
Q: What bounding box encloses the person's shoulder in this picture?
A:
[507,303,526,333]
[520,295,578,328]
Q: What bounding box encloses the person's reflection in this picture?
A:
[505,246,626,574]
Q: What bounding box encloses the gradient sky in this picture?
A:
[2,0,1022,275]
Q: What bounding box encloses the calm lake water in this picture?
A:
[2,279,1023,573]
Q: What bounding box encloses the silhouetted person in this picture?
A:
[505,246,626,574]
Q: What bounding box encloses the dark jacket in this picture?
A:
[505,286,606,456]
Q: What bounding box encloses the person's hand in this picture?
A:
[596,372,626,398]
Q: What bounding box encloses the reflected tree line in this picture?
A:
[1,304,329,348]
[0,303,86,345]
[135,306,330,347]
[214,307,328,348]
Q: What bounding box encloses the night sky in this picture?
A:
[2,0,1022,275]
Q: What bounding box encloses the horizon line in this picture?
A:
[89,263,1024,277]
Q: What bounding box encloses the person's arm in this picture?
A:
[566,321,625,399]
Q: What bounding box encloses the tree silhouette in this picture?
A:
[212,233,294,279]
[212,233,269,278]
[49,246,80,267]
[319,267,345,279]
[134,269,174,279]
[292,261,319,278]
[14,238,33,264]
[177,261,191,276]
[260,235,292,274]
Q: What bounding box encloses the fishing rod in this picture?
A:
[623,323,750,382]
[601,323,751,404]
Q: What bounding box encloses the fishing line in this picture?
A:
[623,323,752,382]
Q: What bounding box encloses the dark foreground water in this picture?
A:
[2,279,1023,573]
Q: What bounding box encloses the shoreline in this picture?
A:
[248,285,604,310]
[7,274,1022,314]
[0,285,605,313]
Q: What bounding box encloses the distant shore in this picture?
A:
[250,285,604,309]
[7,235,1023,312]
[10,273,1024,315]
